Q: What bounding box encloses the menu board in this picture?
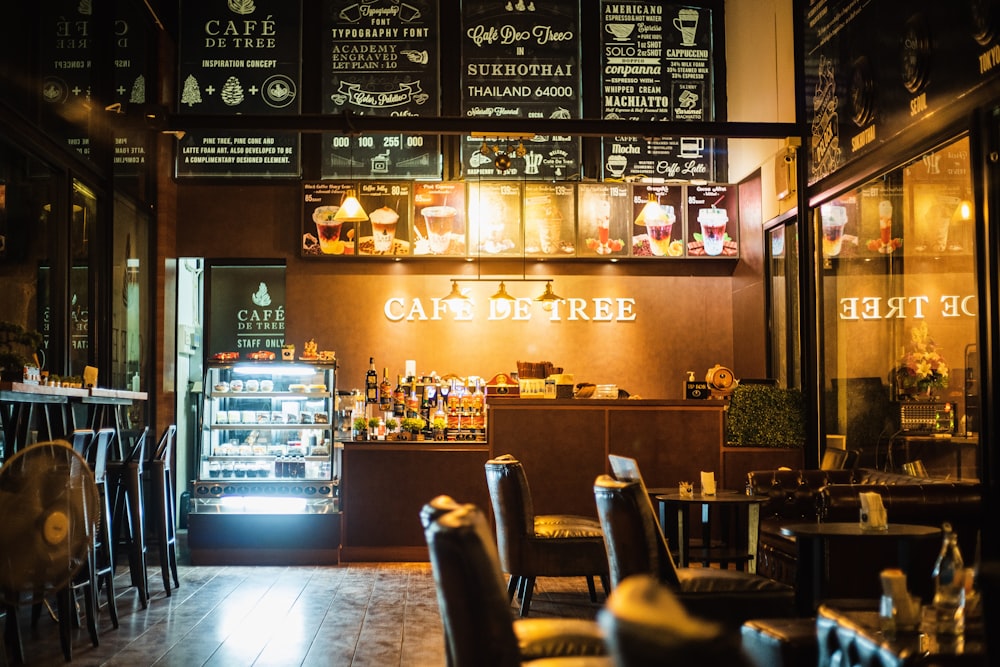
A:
[802,0,997,183]
[356,182,413,256]
[413,183,467,257]
[576,183,631,258]
[321,0,440,179]
[523,183,576,256]
[468,182,523,256]
[460,0,581,179]
[302,182,358,257]
[37,0,149,170]
[630,184,684,258]
[176,0,301,177]
[685,184,738,257]
[601,2,715,181]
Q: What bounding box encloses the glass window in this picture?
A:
[767,221,800,388]
[819,137,977,478]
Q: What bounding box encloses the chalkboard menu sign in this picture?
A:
[37,0,149,170]
[321,0,440,179]
[207,263,286,357]
[468,182,523,256]
[176,0,301,178]
[460,0,581,179]
[601,2,715,181]
[802,0,998,183]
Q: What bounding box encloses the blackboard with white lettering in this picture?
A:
[460,0,581,179]
[601,1,716,181]
[322,0,440,179]
[176,0,301,177]
[207,263,286,357]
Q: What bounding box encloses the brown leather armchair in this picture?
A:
[422,497,612,667]
[593,473,796,628]
[485,454,610,616]
[598,574,750,666]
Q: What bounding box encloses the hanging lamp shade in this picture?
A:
[534,281,563,303]
[490,281,517,301]
[441,280,471,306]
[334,189,369,222]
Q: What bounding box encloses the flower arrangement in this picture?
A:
[895,322,949,393]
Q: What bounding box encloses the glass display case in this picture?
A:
[188,360,342,565]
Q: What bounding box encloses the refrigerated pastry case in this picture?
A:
[188,360,341,564]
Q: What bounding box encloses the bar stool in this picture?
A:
[146,424,179,595]
[108,427,149,607]
[82,428,119,628]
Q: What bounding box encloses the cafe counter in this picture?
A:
[339,398,732,561]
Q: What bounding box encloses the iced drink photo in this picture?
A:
[421,205,457,254]
[312,205,343,254]
[646,204,676,256]
[821,204,848,256]
[369,206,399,253]
[878,200,893,245]
[698,207,729,256]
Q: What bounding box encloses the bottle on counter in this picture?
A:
[932,521,966,636]
[365,357,378,404]
[393,375,406,417]
[379,368,393,412]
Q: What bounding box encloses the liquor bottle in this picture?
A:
[932,521,966,636]
[393,375,406,417]
[365,357,378,404]
[379,368,393,412]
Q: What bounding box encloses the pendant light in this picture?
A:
[490,281,517,302]
[534,280,563,303]
[441,280,471,307]
[334,188,368,223]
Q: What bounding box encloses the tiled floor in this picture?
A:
[4,532,603,666]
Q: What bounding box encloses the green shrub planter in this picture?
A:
[725,384,805,448]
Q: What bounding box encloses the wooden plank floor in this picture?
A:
[5,532,602,666]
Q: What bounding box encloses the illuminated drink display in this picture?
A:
[646,204,676,257]
[369,206,399,253]
[821,204,848,257]
[879,200,893,245]
[698,207,728,256]
[312,205,343,254]
[421,205,457,254]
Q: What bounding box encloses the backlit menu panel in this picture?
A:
[176,0,301,177]
[601,1,715,181]
[321,0,440,179]
[460,0,581,179]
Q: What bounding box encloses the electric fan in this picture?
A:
[0,440,99,609]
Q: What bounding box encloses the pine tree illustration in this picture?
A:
[130,75,146,103]
[221,76,245,106]
[181,74,202,106]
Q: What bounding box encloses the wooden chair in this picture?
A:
[146,424,179,595]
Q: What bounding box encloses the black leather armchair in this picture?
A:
[422,497,611,667]
[593,473,796,628]
[485,454,609,616]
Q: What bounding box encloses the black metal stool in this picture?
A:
[146,425,179,595]
[108,427,149,607]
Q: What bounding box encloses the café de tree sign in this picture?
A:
[838,294,977,320]
[383,295,637,323]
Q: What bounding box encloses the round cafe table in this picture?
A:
[780,522,942,615]
[655,490,766,573]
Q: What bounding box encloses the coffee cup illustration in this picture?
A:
[606,154,628,178]
[605,23,635,41]
[673,9,699,46]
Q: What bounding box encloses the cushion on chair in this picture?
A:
[741,617,818,667]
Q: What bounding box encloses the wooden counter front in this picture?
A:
[487,399,726,518]
[340,441,491,561]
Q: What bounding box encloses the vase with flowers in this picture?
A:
[894,321,949,400]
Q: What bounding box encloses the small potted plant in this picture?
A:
[400,416,426,440]
[385,417,399,440]
[431,416,447,440]
[368,417,381,439]
[353,416,368,440]
[0,321,43,382]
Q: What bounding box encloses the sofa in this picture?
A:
[746,468,982,601]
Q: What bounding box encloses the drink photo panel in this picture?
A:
[468,182,522,257]
[302,182,358,257]
[686,184,739,257]
[413,182,468,257]
[357,182,412,256]
[630,184,683,258]
[577,183,630,257]
[524,183,576,256]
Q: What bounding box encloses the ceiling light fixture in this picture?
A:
[441,280,471,307]
[490,281,517,302]
[335,188,368,223]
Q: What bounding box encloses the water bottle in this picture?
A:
[932,522,965,635]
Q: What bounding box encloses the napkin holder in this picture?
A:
[859,491,888,531]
